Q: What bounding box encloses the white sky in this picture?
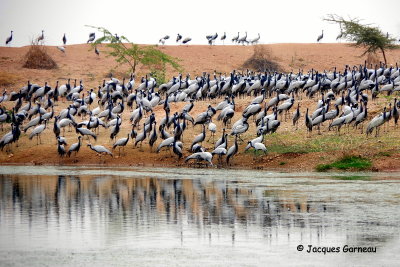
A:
[0,0,399,47]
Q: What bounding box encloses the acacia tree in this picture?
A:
[324,14,398,64]
[86,26,182,82]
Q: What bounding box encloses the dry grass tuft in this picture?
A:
[0,71,21,86]
[23,41,57,70]
[242,45,284,72]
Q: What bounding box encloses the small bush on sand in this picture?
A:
[23,40,57,70]
[242,45,283,72]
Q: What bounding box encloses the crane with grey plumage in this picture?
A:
[185,151,213,166]
[67,136,82,157]
[191,125,206,150]
[29,120,47,145]
[366,107,387,137]
[37,30,44,43]
[87,32,95,43]
[113,134,129,156]
[246,141,267,158]
[226,135,238,165]
[317,30,324,42]
[87,144,113,163]
[5,31,13,46]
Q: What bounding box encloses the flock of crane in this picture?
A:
[4,30,262,56]
[4,28,400,50]
[158,32,261,46]
[8,28,384,49]
[4,30,262,48]
[0,62,400,166]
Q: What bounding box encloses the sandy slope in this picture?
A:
[0,43,400,171]
[1,43,399,89]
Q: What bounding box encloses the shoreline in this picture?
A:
[0,152,398,173]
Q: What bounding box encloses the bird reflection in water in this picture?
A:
[0,174,338,246]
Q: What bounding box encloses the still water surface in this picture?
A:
[0,166,399,266]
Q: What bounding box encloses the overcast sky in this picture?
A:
[1,0,399,47]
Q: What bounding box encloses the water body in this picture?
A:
[0,166,399,266]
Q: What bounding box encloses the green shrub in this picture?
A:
[316,156,371,172]
[316,164,332,172]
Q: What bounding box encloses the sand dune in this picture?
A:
[1,43,399,89]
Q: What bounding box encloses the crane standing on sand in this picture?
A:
[37,30,44,43]
[232,32,239,43]
[206,33,218,45]
[185,151,213,166]
[113,134,129,156]
[29,120,47,145]
[87,144,113,163]
[5,31,13,46]
[317,30,324,43]
[221,32,226,45]
[67,136,82,157]
[250,33,260,45]
[226,135,238,165]
[237,32,247,45]
[176,33,182,43]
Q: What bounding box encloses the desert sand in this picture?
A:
[1,43,400,88]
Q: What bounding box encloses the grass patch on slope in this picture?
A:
[316,156,372,172]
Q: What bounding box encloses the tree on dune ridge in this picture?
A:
[324,14,398,64]
[86,25,182,83]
